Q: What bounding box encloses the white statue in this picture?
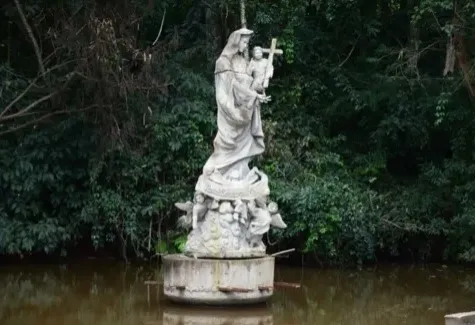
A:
[202,28,271,181]
[174,28,286,258]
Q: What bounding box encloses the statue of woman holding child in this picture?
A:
[203,28,271,181]
[175,28,286,258]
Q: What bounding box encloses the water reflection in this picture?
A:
[0,261,474,325]
[272,265,475,325]
[162,305,272,325]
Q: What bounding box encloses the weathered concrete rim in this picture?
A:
[182,251,268,259]
[162,253,274,262]
[162,253,275,305]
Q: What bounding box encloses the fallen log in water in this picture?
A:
[258,285,273,291]
[270,248,296,257]
[274,281,301,289]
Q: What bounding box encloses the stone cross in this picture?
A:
[261,38,283,89]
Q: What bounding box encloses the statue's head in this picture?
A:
[194,192,205,203]
[267,201,278,214]
[238,34,251,53]
[221,28,253,57]
[252,46,263,60]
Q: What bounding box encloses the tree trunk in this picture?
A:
[240,0,249,60]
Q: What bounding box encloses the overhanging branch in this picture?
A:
[0,91,59,122]
[0,104,104,136]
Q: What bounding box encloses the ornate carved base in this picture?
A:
[184,209,266,258]
[175,168,286,259]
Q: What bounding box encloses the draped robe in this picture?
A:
[203,54,265,179]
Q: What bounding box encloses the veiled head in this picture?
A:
[221,28,253,58]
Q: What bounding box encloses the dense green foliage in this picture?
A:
[1,0,475,266]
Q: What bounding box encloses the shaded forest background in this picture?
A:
[1,0,475,266]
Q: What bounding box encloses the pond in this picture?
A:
[0,260,474,325]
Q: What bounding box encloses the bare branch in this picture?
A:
[0,92,59,122]
[339,36,360,68]
[0,60,77,119]
[0,79,37,119]
[240,0,247,28]
[14,0,46,75]
[152,9,167,46]
[0,105,103,136]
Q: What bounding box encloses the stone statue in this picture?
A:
[202,28,271,180]
[174,28,286,258]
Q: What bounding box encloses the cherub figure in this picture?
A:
[192,192,208,229]
[247,46,273,93]
[267,201,287,229]
[247,199,272,236]
[175,201,193,229]
[245,200,270,248]
[218,201,235,227]
[174,192,208,230]
[233,199,248,224]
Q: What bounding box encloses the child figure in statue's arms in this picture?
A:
[247,46,273,94]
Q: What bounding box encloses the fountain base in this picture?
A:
[162,254,275,305]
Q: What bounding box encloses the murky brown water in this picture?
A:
[0,260,474,325]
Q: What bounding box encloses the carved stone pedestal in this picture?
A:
[175,168,287,259]
[162,254,275,305]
